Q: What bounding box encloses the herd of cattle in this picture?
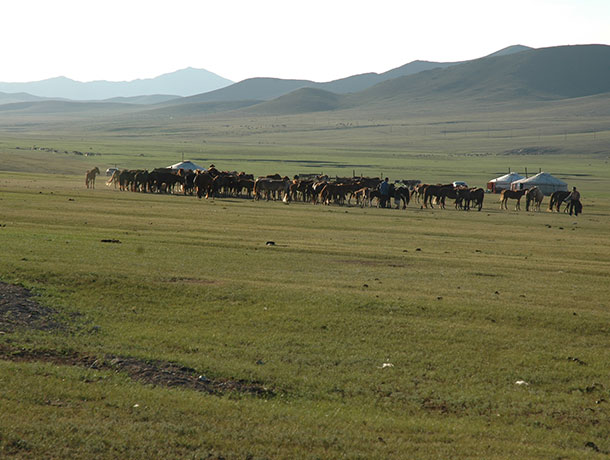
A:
[103,166,563,212]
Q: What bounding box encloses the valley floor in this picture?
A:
[1,173,609,458]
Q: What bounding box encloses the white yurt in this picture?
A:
[167,160,204,171]
[486,172,524,193]
[510,172,568,195]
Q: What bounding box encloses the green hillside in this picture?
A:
[352,45,610,108]
[158,44,610,117]
[0,100,139,115]
[172,78,314,104]
[245,87,346,114]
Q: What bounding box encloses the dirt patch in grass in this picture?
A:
[338,259,407,268]
[165,277,224,286]
[0,345,274,398]
[0,282,272,398]
[502,146,561,155]
[0,281,64,333]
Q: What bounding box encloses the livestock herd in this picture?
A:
[98,166,571,213]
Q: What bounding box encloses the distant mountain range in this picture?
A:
[0,67,233,101]
[151,44,610,116]
[170,46,533,107]
[1,44,609,119]
[0,46,530,105]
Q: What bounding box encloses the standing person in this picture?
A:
[566,186,581,216]
[378,177,390,208]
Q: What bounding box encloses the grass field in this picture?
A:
[1,95,610,458]
[1,166,609,458]
[1,94,610,189]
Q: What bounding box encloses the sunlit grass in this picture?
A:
[1,172,609,458]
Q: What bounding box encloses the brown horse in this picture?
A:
[423,184,453,209]
[525,186,544,211]
[457,187,485,211]
[548,190,571,212]
[500,188,527,210]
[85,167,100,189]
[194,171,214,199]
[354,187,371,207]
[413,183,428,203]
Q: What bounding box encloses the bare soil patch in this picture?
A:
[0,281,273,398]
[502,146,560,155]
[338,259,407,268]
[0,281,64,333]
[0,345,274,397]
[165,276,224,286]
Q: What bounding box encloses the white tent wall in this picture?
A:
[487,172,524,192]
[167,160,204,171]
[510,172,568,195]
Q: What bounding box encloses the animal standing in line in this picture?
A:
[456,187,485,211]
[548,190,571,212]
[500,188,527,210]
[525,187,544,211]
[85,167,100,189]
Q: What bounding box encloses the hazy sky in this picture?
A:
[3,0,609,83]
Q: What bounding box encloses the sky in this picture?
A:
[2,0,609,84]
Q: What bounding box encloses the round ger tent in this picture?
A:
[487,172,524,193]
[167,160,204,171]
[510,172,568,195]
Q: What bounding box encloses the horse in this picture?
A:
[106,169,121,188]
[238,178,255,198]
[134,170,150,192]
[456,187,484,211]
[548,190,571,212]
[319,183,347,205]
[413,183,428,203]
[85,167,100,189]
[194,171,214,199]
[423,184,453,209]
[354,187,371,208]
[392,186,411,209]
[500,188,527,210]
[525,186,544,211]
[253,177,291,201]
[178,169,196,195]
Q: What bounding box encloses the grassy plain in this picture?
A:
[1,93,609,195]
[1,99,610,458]
[1,171,609,459]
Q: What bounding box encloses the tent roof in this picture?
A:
[511,172,567,186]
[489,172,524,183]
[167,160,204,171]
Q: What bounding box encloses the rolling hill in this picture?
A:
[0,91,52,105]
[0,100,140,115]
[243,88,345,114]
[173,78,315,104]
[238,44,610,115]
[0,44,534,113]
[1,44,606,121]
[169,45,533,107]
[347,44,610,106]
[0,68,232,100]
[102,94,182,105]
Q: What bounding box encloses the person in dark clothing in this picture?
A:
[566,186,581,216]
[378,177,390,208]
